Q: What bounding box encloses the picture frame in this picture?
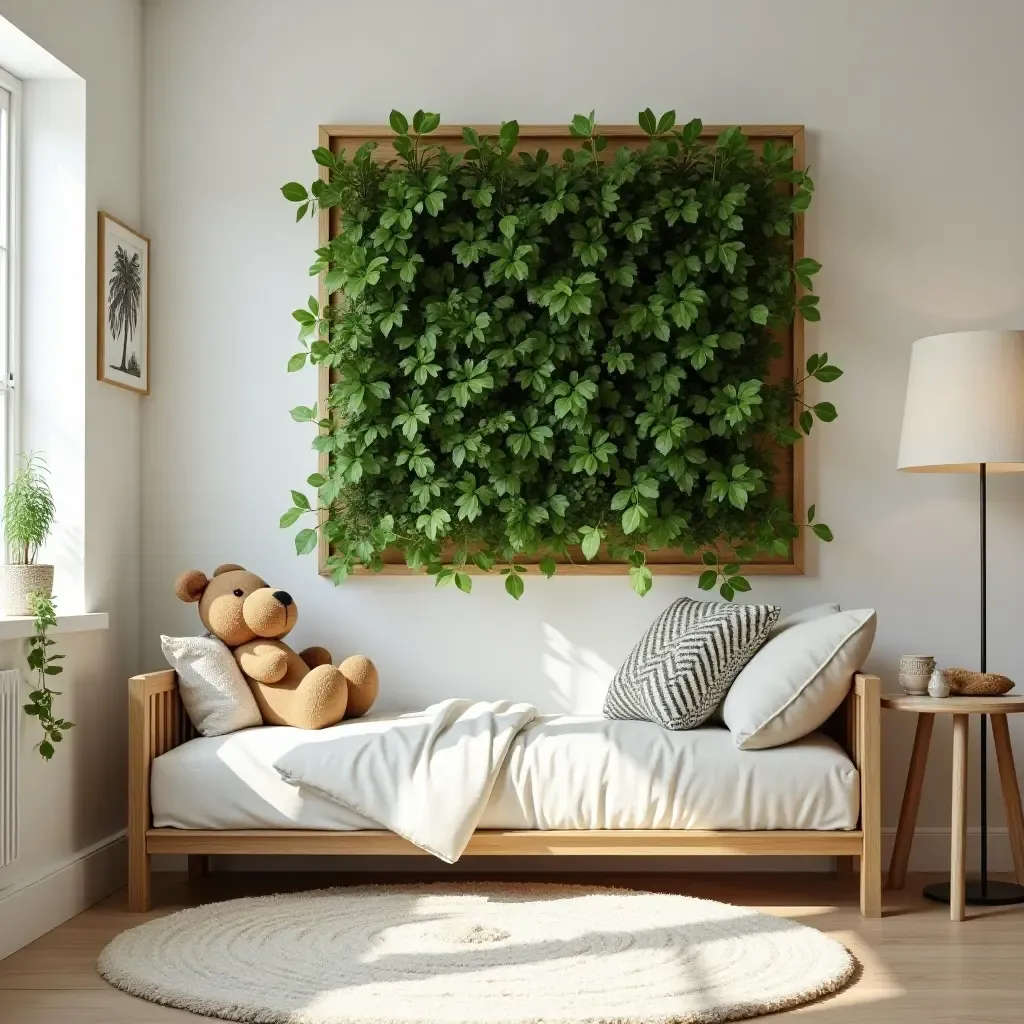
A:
[97,211,150,395]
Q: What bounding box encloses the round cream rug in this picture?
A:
[98,883,854,1023]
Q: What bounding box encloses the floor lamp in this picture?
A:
[898,329,1024,905]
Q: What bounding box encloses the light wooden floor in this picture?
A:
[1,870,1022,1023]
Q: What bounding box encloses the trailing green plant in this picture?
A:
[23,591,72,760]
[3,453,56,565]
[281,109,841,600]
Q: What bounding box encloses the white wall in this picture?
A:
[141,0,1024,869]
[0,0,142,952]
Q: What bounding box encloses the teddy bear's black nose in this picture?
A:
[273,590,293,608]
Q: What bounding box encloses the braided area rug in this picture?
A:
[98,883,854,1023]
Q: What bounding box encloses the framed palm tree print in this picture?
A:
[98,211,149,394]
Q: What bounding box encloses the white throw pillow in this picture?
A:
[722,609,876,750]
[768,602,841,640]
[160,634,262,736]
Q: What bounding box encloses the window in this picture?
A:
[0,68,19,493]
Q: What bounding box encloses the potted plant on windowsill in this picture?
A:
[0,453,56,616]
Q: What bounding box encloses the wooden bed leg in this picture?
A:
[188,855,210,880]
[856,673,882,918]
[128,675,153,912]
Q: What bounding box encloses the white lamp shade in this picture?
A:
[897,330,1024,472]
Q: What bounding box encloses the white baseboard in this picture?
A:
[0,830,126,961]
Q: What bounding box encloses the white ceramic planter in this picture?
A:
[0,564,54,616]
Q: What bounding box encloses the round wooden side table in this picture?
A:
[883,694,1024,920]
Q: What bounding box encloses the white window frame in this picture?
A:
[0,66,20,496]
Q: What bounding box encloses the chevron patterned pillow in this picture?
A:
[603,598,780,730]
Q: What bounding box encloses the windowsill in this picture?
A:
[0,611,108,641]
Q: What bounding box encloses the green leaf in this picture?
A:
[701,551,718,566]
[812,523,834,542]
[290,490,310,511]
[638,108,657,136]
[279,508,303,528]
[312,146,334,167]
[455,571,472,594]
[621,505,643,534]
[749,304,769,325]
[813,402,838,422]
[807,504,816,523]
[39,740,54,760]
[389,110,409,135]
[719,582,735,601]
[290,404,316,423]
[539,556,557,578]
[698,569,718,591]
[295,528,318,556]
[656,110,676,135]
[281,182,308,202]
[473,550,495,572]
[580,527,602,561]
[418,111,441,135]
[287,352,307,372]
[629,564,653,596]
[505,573,525,600]
[799,410,814,434]
[728,575,751,593]
[814,364,843,382]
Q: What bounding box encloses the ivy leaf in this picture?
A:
[505,573,525,600]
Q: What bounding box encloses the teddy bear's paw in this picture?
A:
[339,655,379,720]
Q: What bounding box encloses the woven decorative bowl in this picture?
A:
[944,667,1015,697]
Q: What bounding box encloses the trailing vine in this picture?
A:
[23,591,72,760]
[281,109,840,599]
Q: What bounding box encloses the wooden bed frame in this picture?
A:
[128,670,882,917]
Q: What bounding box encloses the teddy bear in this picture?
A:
[174,563,378,730]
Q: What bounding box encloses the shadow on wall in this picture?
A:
[541,623,614,715]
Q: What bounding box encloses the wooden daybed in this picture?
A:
[128,669,882,917]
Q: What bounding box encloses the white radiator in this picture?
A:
[0,669,18,868]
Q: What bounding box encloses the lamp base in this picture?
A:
[923,879,1024,907]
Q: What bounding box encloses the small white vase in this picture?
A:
[0,563,54,616]
[928,669,950,698]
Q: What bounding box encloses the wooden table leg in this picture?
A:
[990,714,1024,885]
[950,714,969,922]
[888,713,934,890]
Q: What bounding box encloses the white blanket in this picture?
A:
[273,699,538,862]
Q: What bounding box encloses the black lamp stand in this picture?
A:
[923,463,1024,907]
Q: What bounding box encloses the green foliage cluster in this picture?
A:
[3,453,56,565]
[22,591,72,760]
[281,109,841,599]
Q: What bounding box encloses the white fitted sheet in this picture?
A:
[151,714,859,832]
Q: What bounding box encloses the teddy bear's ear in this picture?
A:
[213,563,246,576]
[175,569,209,603]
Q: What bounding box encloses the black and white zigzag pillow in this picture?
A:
[603,598,780,730]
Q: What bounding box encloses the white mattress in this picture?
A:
[152,714,859,832]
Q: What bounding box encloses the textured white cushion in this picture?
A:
[722,609,876,750]
[160,634,262,736]
[769,602,841,639]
